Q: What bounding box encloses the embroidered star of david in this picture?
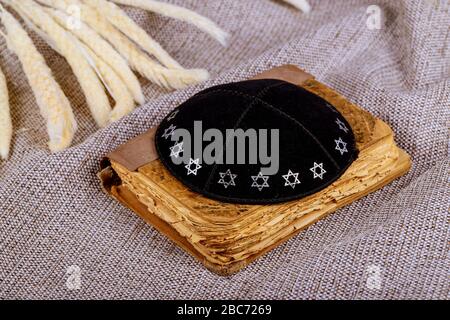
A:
[251,172,270,191]
[169,141,184,158]
[335,137,348,155]
[166,110,179,121]
[335,118,349,133]
[185,158,202,175]
[162,124,177,139]
[218,169,237,188]
[310,162,326,179]
[282,169,301,189]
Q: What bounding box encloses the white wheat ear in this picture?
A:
[44,22,136,123]
[111,0,229,46]
[0,62,11,159]
[37,0,209,89]
[282,0,311,13]
[83,0,182,69]
[81,44,136,123]
[0,4,77,153]
[12,0,112,127]
[47,8,144,105]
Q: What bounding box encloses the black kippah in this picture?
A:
[155,79,358,204]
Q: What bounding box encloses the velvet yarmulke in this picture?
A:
[155,79,358,204]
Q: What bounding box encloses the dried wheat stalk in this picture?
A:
[0,0,228,155]
[57,26,136,124]
[40,13,135,123]
[37,0,209,89]
[283,0,311,13]
[48,8,145,105]
[0,62,11,159]
[111,0,229,46]
[84,0,182,69]
[13,0,112,127]
[0,4,77,152]
[81,44,136,122]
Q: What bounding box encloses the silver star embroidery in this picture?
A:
[169,141,183,158]
[335,137,348,155]
[335,118,349,133]
[218,169,237,188]
[185,158,202,176]
[166,110,179,121]
[310,162,326,180]
[282,169,301,189]
[162,124,176,139]
[251,172,270,191]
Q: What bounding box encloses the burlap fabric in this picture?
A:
[0,0,448,299]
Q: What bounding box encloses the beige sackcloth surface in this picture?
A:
[0,0,448,299]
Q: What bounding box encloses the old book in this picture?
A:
[99,65,411,275]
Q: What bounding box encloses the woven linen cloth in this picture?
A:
[0,0,448,299]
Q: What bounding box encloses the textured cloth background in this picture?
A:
[0,0,449,299]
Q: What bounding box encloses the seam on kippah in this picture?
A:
[193,79,281,100]
[203,82,285,191]
[200,87,342,171]
[255,96,342,171]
